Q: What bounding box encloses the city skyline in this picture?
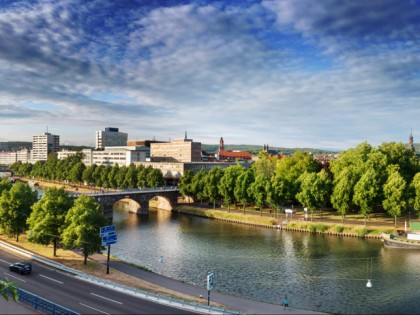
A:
[0,0,419,150]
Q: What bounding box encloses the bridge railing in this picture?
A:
[83,186,179,197]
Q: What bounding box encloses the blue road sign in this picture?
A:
[102,233,117,246]
[100,225,116,237]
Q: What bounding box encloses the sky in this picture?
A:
[0,0,419,150]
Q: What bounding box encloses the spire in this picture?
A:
[409,129,415,152]
[219,137,224,152]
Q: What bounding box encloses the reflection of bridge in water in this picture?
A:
[84,187,180,218]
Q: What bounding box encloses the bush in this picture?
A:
[356,228,368,236]
[316,224,326,232]
[335,225,344,233]
[309,224,317,233]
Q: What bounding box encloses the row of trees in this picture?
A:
[10,153,164,189]
[179,142,420,226]
[0,180,108,264]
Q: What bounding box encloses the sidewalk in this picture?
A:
[90,253,324,315]
[0,297,38,314]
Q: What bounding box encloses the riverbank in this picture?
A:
[175,205,394,239]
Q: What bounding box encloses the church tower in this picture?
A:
[219,137,225,152]
[409,129,416,152]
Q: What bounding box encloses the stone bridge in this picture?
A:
[85,188,180,219]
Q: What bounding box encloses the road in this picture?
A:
[0,248,196,314]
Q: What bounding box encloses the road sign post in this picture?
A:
[207,272,214,306]
[100,225,117,274]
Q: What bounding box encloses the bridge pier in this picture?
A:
[138,201,149,214]
[103,204,114,219]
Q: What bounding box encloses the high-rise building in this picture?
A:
[31,132,60,162]
[96,127,128,149]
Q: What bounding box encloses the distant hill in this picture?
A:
[201,144,337,155]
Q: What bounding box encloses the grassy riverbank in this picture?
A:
[175,205,395,238]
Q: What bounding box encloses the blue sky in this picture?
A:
[0,0,419,150]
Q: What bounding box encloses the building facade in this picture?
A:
[96,127,128,149]
[31,133,59,162]
[150,138,201,163]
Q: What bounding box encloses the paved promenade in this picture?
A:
[90,253,324,315]
[0,297,38,314]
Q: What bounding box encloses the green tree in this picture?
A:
[296,170,332,221]
[353,168,382,225]
[147,168,164,187]
[179,170,195,203]
[383,166,407,227]
[253,152,277,178]
[410,173,420,216]
[116,166,128,188]
[0,182,37,241]
[124,164,138,188]
[218,165,244,211]
[204,167,224,209]
[234,168,255,213]
[69,162,86,185]
[61,195,108,264]
[27,187,74,256]
[0,178,12,194]
[190,170,207,204]
[331,168,358,222]
[82,165,96,186]
[109,164,120,189]
[248,174,269,214]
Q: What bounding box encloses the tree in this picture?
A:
[383,166,407,227]
[253,152,277,178]
[331,168,358,222]
[179,170,195,203]
[69,162,86,185]
[353,168,382,225]
[234,168,255,213]
[296,170,332,221]
[410,173,420,217]
[0,278,18,301]
[204,167,224,209]
[82,165,96,186]
[61,195,108,264]
[27,187,74,256]
[190,170,207,204]
[124,164,138,189]
[248,174,269,214]
[0,182,37,241]
[218,165,244,211]
[147,168,164,187]
[0,178,12,194]
[109,164,120,189]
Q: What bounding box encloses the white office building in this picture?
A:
[31,133,60,162]
[95,127,128,149]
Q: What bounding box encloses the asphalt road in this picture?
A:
[0,248,196,314]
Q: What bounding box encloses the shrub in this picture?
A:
[356,228,368,236]
[335,225,344,233]
[309,224,317,233]
[316,224,326,232]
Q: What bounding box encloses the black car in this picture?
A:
[9,262,32,274]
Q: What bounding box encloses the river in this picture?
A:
[109,208,420,314]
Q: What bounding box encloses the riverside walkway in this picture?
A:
[89,253,325,315]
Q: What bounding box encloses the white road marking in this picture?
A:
[0,258,11,264]
[79,302,110,315]
[90,292,123,304]
[39,274,63,284]
[3,272,26,282]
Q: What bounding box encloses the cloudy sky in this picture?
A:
[0,0,419,150]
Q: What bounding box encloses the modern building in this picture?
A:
[57,146,149,167]
[31,132,60,162]
[150,138,201,163]
[96,127,128,149]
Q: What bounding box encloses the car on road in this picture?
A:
[9,262,32,274]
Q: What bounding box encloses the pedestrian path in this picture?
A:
[0,297,38,314]
[89,253,324,315]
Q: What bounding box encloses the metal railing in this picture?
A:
[0,241,241,315]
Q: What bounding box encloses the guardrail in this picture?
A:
[0,241,241,315]
[18,288,80,315]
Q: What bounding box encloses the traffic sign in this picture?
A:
[102,233,117,246]
[100,225,116,237]
[207,272,214,291]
